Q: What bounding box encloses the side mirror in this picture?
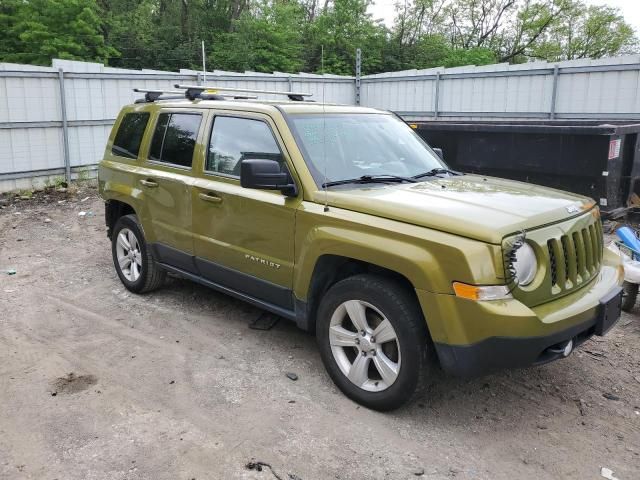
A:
[240,159,298,197]
[433,148,444,160]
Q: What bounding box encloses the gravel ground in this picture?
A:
[0,187,639,480]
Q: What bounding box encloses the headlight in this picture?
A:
[512,242,537,286]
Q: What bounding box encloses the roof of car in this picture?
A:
[129,98,388,116]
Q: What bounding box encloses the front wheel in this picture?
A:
[111,214,165,293]
[316,274,429,411]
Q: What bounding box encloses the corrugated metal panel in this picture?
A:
[362,56,640,118]
[0,127,63,174]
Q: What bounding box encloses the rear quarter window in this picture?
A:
[112,112,150,159]
[149,112,202,168]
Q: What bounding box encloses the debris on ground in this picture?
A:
[601,467,620,480]
[6,269,16,275]
[413,467,425,476]
[245,460,284,480]
[81,196,90,202]
[286,372,298,381]
[602,392,621,401]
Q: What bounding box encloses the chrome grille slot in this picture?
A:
[547,240,558,286]
[582,228,594,273]
[572,231,586,280]
[561,236,573,284]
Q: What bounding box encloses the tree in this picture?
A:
[210,0,305,73]
[0,0,638,73]
[0,0,117,65]
[532,2,638,61]
[304,0,387,74]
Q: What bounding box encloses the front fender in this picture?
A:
[293,203,503,300]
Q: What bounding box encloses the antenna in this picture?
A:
[201,40,207,83]
[322,45,329,213]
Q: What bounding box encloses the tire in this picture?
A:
[621,281,638,312]
[316,274,429,411]
[111,214,165,293]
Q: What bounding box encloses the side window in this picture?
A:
[112,112,149,159]
[148,112,202,168]
[207,116,282,176]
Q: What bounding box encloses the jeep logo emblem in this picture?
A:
[566,205,580,214]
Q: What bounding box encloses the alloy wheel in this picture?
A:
[328,300,401,392]
[115,227,142,282]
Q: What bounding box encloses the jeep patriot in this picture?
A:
[99,87,623,410]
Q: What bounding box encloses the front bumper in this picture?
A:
[416,251,623,377]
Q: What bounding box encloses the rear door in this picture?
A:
[137,109,205,272]
[191,112,300,310]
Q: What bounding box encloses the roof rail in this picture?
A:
[174,84,313,101]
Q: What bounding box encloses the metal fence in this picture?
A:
[360,55,640,121]
[3,55,640,192]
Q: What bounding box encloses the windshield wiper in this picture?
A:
[412,168,462,179]
[322,174,418,188]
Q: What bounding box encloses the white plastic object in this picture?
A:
[608,242,640,283]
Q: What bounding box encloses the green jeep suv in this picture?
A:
[99,88,623,411]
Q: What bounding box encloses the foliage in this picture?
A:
[303,0,387,74]
[211,0,305,73]
[531,3,639,60]
[0,0,637,74]
[0,0,117,65]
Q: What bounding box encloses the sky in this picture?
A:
[368,0,640,33]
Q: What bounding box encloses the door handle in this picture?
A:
[199,192,222,204]
[140,178,158,188]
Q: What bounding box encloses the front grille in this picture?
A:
[547,219,603,291]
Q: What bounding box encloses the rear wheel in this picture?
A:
[316,274,429,411]
[111,214,165,293]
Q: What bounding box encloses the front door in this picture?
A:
[138,109,205,272]
[191,112,299,310]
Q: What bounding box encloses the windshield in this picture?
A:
[288,113,447,187]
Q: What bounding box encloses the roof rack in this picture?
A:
[133,87,259,103]
[133,88,185,103]
[174,84,313,102]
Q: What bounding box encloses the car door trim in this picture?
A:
[195,257,293,310]
[151,243,198,274]
[150,242,295,315]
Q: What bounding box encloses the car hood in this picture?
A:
[321,175,594,244]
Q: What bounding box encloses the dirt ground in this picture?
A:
[0,186,639,480]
